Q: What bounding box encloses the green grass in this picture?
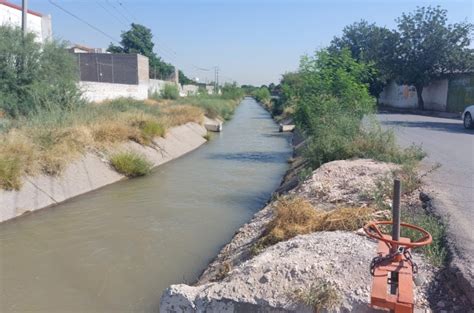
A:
[138,120,165,143]
[109,152,153,177]
[402,210,448,267]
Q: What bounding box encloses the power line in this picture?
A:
[48,0,120,43]
[95,1,127,27]
[116,0,138,22]
[105,0,131,24]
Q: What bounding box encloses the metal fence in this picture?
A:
[74,53,140,85]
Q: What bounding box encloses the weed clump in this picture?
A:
[293,279,342,312]
[0,156,22,190]
[257,197,373,249]
[110,152,152,177]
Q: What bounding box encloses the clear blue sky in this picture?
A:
[13,0,474,85]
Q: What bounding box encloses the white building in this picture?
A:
[0,0,52,43]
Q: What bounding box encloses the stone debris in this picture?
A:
[293,159,397,209]
[161,232,433,312]
[160,159,439,312]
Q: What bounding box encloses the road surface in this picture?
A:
[378,113,473,279]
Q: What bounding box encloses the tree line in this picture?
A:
[327,6,473,110]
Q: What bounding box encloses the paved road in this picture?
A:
[378,113,473,277]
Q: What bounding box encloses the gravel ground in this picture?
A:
[160,159,446,312]
[161,232,435,312]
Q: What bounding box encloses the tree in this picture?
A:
[330,21,398,96]
[394,6,473,110]
[178,70,193,85]
[107,23,180,80]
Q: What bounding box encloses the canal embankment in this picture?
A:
[0,96,235,223]
[159,98,454,312]
[0,121,210,222]
[0,98,293,312]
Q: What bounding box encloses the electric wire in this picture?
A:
[48,0,120,43]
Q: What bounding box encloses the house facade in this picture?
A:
[0,0,52,43]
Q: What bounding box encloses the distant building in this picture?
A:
[0,0,52,43]
[67,44,108,54]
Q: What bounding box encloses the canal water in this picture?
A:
[0,98,292,312]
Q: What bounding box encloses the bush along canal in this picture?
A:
[0,97,292,312]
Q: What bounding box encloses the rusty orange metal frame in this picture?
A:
[370,235,414,313]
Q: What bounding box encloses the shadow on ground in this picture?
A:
[381,120,472,135]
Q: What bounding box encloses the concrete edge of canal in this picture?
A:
[0,120,217,223]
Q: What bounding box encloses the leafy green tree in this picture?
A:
[252,87,271,104]
[394,6,473,109]
[0,26,81,117]
[293,49,375,166]
[221,82,244,100]
[178,70,193,85]
[108,23,177,80]
[330,20,398,96]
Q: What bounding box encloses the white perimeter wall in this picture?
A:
[79,81,148,102]
[149,79,168,96]
[79,80,214,102]
[0,4,45,42]
[379,79,449,111]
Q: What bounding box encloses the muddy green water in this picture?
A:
[0,98,292,312]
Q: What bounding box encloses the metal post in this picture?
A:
[392,179,401,252]
[22,0,28,37]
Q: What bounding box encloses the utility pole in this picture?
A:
[214,66,219,95]
[22,0,28,37]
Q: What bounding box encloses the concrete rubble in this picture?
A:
[160,159,436,313]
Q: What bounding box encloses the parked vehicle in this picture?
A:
[462,105,474,129]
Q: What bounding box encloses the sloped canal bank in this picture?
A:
[0,97,292,312]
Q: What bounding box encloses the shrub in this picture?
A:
[221,82,244,100]
[0,26,82,117]
[110,152,152,177]
[252,87,271,104]
[161,84,180,100]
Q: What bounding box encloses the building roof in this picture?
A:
[0,0,43,17]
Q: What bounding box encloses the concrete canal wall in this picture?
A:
[0,122,209,223]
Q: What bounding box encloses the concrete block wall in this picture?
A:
[181,84,199,96]
[137,54,149,84]
[149,79,168,96]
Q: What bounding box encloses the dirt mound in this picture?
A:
[294,159,397,209]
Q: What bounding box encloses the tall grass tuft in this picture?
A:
[110,152,152,177]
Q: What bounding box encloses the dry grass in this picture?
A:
[258,196,374,248]
[0,96,231,190]
[293,279,342,313]
[158,105,204,128]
